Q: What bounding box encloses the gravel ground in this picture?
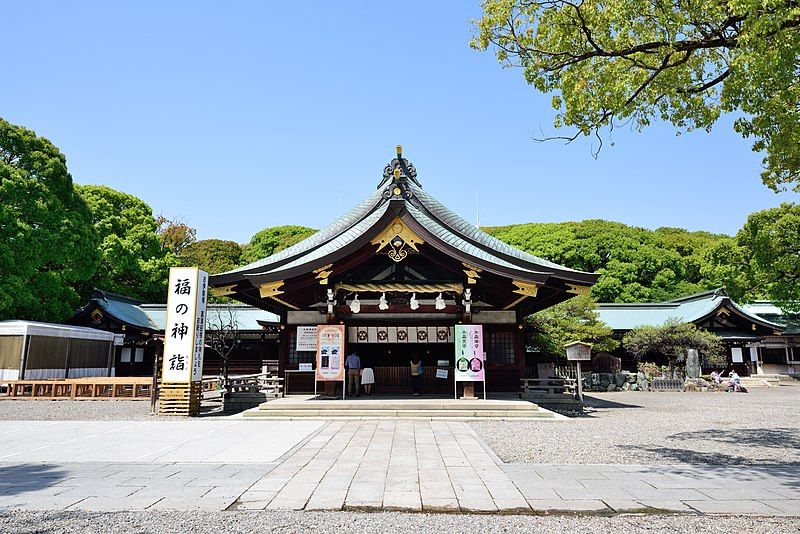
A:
[0,510,796,534]
[0,400,225,421]
[472,386,800,466]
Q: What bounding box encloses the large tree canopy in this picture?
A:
[77,185,170,301]
[708,202,800,311]
[623,319,725,368]
[473,0,800,191]
[241,225,317,264]
[179,239,243,275]
[526,294,618,356]
[0,118,99,321]
[484,219,729,302]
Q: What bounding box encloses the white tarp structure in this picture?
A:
[0,321,122,380]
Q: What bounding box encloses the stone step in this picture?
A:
[243,408,554,419]
[255,401,540,411]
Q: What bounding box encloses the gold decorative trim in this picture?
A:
[370,217,425,263]
[504,281,539,310]
[566,284,590,296]
[463,263,482,284]
[315,265,333,285]
[259,281,285,298]
[512,280,539,298]
[335,282,463,294]
[257,281,299,310]
[210,284,237,297]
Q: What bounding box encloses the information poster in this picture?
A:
[296,326,318,351]
[162,267,209,383]
[316,324,345,381]
[454,324,484,382]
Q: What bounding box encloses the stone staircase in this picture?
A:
[242,396,560,420]
[740,374,785,388]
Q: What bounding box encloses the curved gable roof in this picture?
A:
[211,152,597,289]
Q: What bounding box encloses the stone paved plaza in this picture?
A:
[1,416,799,517]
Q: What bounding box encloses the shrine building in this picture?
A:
[208,148,598,394]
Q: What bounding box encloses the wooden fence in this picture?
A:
[1,377,152,400]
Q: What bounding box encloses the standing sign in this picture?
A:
[455,325,484,381]
[315,324,345,382]
[296,326,318,352]
[162,267,208,383]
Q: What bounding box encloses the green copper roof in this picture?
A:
[597,289,784,331]
[80,290,279,332]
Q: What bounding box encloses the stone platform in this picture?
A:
[242,394,561,420]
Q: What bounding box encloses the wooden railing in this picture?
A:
[520,378,577,397]
[1,377,153,400]
[200,373,284,400]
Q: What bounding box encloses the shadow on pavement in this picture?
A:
[621,427,800,471]
[582,395,642,409]
[0,464,67,499]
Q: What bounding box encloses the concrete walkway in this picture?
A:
[234,420,800,515]
[1,419,798,515]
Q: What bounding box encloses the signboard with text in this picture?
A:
[162,267,208,383]
[316,324,345,381]
[296,326,318,352]
[454,324,484,382]
[565,342,592,361]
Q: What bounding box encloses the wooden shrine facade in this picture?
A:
[209,148,598,393]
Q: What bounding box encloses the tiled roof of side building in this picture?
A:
[596,288,784,331]
[139,304,280,331]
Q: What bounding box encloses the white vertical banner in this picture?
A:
[162,267,209,383]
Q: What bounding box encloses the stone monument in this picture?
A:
[685,348,701,379]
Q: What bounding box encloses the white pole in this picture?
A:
[576,361,583,402]
[314,376,317,398]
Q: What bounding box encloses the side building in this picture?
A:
[596,288,796,376]
[67,289,280,376]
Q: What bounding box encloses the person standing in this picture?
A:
[345,351,361,397]
[360,360,375,396]
[409,357,422,397]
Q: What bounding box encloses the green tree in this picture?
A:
[179,239,243,274]
[157,215,197,257]
[0,118,99,321]
[484,220,728,303]
[473,1,800,191]
[623,319,725,369]
[77,185,170,301]
[708,203,800,311]
[526,294,618,357]
[241,225,316,264]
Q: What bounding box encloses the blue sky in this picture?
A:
[2,1,795,242]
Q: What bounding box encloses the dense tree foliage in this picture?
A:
[623,319,725,368]
[241,225,317,264]
[708,202,800,311]
[179,239,243,275]
[526,294,617,357]
[484,220,729,303]
[157,215,197,257]
[473,1,800,191]
[0,118,99,321]
[77,185,170,301]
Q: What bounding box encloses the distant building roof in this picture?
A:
[0,320,120,341]
[741,301,800,335]
[597,288,784,332]
[70,290,280,333]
